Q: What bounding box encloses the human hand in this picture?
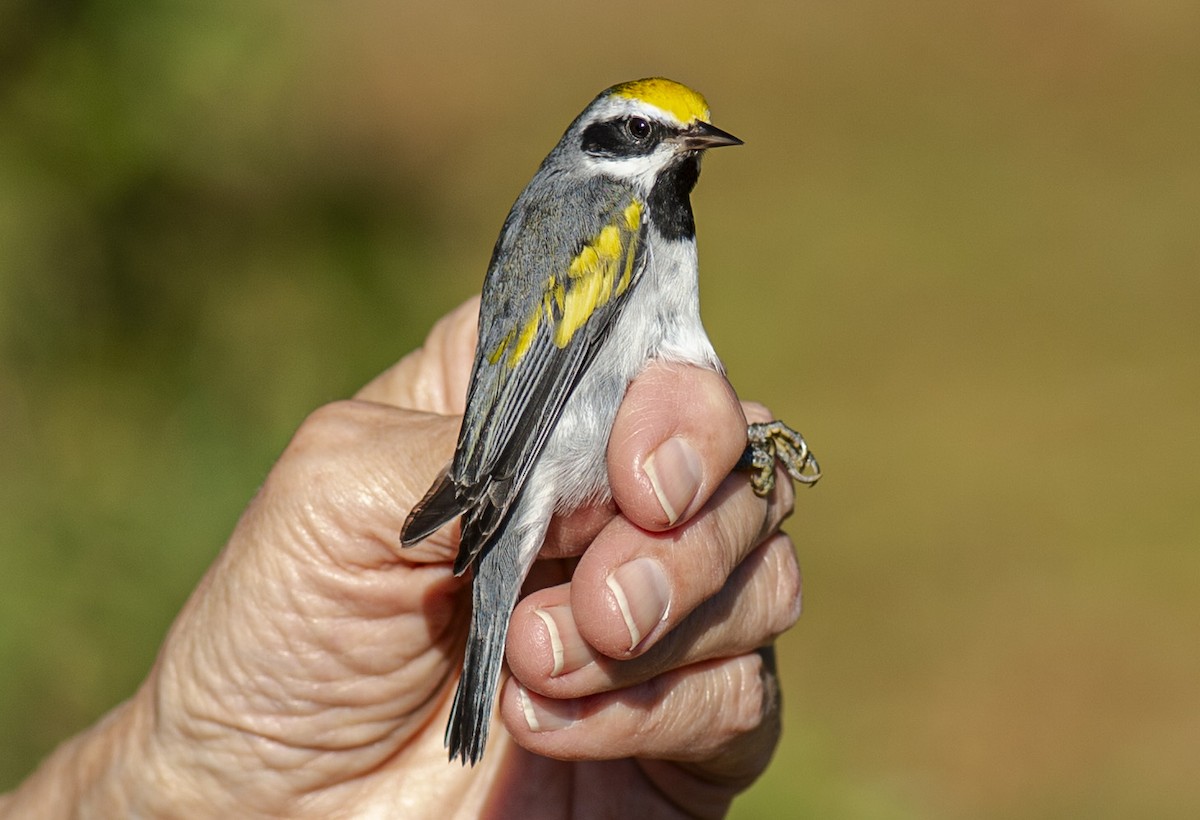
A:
[1,297,802,819]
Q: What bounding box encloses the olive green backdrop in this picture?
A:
[2,2,1196,817]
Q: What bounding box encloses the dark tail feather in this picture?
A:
[445,527,525,765]
[401,466,462,546]
[445,607,509,765]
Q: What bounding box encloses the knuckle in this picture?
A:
[767,535,803,636]
[638,673,677,741]
[740,401,774,425]
[682,659,768,757]
[759,472,795,539]
[754,477,795,544]
[287,400,367,462]
[634,656,774,762]
[716,657,768,741]
[773,470,796,517]
[273,401,390,511]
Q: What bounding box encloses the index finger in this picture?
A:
[607,362,748,531]
[354,296,480,414]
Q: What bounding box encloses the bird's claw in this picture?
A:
[738,420,822,496]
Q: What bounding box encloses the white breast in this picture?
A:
[537,234,721,512]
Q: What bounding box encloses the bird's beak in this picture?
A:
[680,120,744,151]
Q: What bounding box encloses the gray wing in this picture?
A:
[402,173,646,574]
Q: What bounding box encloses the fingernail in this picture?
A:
[606,557,671,651]
[534,605,594,677]
[517,684,579,733]
[643,436,702,526]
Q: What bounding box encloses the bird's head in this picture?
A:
[558,77,742,192]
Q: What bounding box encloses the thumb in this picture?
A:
[356,296,481,413]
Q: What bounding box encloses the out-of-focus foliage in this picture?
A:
[2,1,1197,817]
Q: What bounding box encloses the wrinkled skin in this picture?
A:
[1,297,804,819]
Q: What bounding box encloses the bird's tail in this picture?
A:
[445,524,527,765]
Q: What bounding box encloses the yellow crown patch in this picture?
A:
[610,78,711,125]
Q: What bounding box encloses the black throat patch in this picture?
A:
[648,154,700,241]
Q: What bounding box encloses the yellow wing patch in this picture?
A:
[611,78,711,125]
[490,199,643,367]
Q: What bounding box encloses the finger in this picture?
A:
[565,463,795,660]
[538,367,759,558]
[538,499,618,559]
[354,296,480,414]
[739,401,774,426]
[608,363,747,531]
[274,398,463,565]
[507,532,800,697]
[500,651,780,783]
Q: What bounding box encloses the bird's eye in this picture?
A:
[626,117,652,141]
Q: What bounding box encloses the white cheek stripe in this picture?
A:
[583,149,674,190]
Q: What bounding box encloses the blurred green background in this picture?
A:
[2,1,1197,816]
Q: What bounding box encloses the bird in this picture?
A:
[400,77,820,765]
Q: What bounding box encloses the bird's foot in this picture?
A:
[738,420,822,496]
